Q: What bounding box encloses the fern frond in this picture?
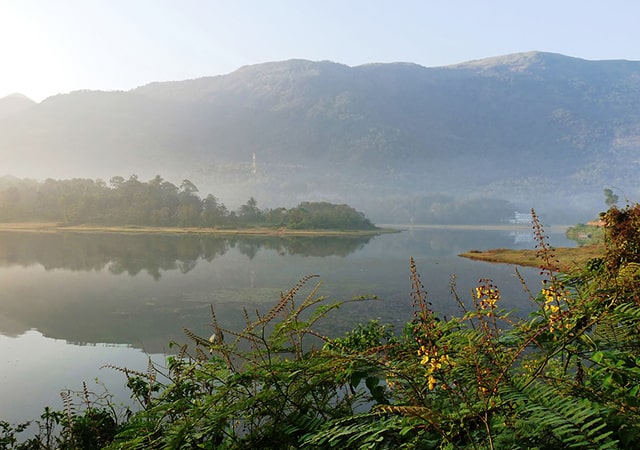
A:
[594,302,640,351]
[301,413,406,449]
[280,412,325,439]
[377,404,432,419]
[502,379,618,449]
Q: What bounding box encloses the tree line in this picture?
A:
[0,175,376,230]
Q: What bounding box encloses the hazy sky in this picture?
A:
[1,0,639,102]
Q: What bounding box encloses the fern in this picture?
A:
[501,378,618,449]
[300,413,408,449]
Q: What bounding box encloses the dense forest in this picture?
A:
[0,175,376,230]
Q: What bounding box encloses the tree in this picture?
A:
[604,188,619,207]
[180,179,199,195]
[202,194,228,227]
[238,197,263,225]
[264,207,288,227]
[109,176,124,189]
[285,202,375,230]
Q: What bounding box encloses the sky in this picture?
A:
[1,0,639,102]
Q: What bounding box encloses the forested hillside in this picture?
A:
[2,52,640,223]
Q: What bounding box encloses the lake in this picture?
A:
[0,226,575,424]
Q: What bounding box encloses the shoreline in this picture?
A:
[379,223,571,232]
[0,222,397,237]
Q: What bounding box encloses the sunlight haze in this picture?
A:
[1,0,639,101]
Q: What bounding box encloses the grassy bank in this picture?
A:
[459,244,605,273]
[459,244,604,273]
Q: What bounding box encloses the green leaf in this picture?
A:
[592,351,604,364]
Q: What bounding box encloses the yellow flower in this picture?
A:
[476,281,500,309]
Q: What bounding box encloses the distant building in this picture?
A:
[509,211,532,225]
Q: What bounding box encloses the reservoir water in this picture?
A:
[0,226,575,424]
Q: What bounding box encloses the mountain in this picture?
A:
[0,93,36,119]
[1,52,640,223]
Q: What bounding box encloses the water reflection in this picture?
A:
[1,227,573,424]
[0,232,373,279]
[0,228,570,350]
[509,231,534,244]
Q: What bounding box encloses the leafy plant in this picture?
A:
[100,275,378,449]
[0,381,122,450]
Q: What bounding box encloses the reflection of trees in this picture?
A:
[202,238,229,261]
[281,236,372,257]
[0,233,229,279]
[0,232,373,277]
[232,239,262,260]
[228,236,373,258]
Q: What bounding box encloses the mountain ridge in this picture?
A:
[0,93,36,119]
[1,51,639,223]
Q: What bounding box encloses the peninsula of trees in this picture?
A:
[0,175,377,231]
